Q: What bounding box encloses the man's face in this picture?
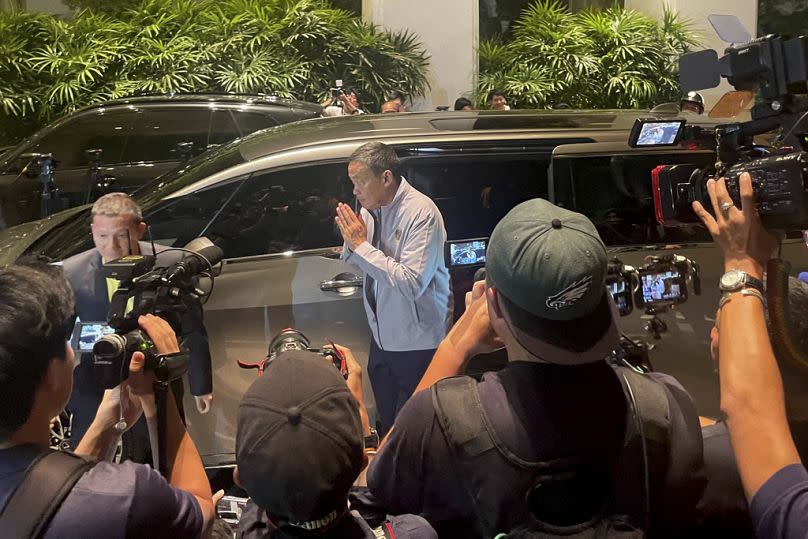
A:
[492,95,507,110]
[348,161,391,210]
[347,92,359,109]
[91,214,145,261]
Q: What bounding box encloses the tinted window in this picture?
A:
[552,152,716,246]
[231,111,279,138]
[205,162,353,259]
[143,176,247,248]
[123,108,211,163]
[402,156,549,240]
[34,110,136,168]
[208,110,241,147]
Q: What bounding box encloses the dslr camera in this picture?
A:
[238,327,349,378]
[330,79,345,98]
[92,237,223,389]
[634,15,808,231]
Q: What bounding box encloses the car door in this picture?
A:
[549,141,808,418]
[0,108,136,227]
[145,160,367,464]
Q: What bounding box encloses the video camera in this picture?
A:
[237,327,348,378]
[637,15,808,231]
[92,237,223,390]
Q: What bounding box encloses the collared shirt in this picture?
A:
[343,178,451,351]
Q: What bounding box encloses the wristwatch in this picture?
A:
[363,427,379,451]
[719,269,765,295]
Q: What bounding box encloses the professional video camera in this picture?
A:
[606,254,701,340]
[92,237,223,390]
[330,79,346,98]
[636,15,808,230]
[237,327,349,378]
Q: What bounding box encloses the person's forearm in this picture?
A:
[413,338,471,394]
[720,291,800,500]
[74,422,121,461]
[352,240,436,301]
[160,391,212,500]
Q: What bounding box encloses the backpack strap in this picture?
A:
[0,449,96,539]
[432,376,495,459]
[432,375,496,533]
[611,365,672,532]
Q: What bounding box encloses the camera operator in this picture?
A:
[322,88,364,117]
[695,277,808,537]
[0,265,215,537]
[692,173,808,538]
[366,199,705,538]
[62,192,213,460]
[233,344,436,538]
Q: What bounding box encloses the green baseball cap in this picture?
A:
[486,199,620,364]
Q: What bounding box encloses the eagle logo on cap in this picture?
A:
[546,276,592,310]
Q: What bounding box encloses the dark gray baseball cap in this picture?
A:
[486,199,620,364]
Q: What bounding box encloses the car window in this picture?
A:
[204,162,353,259]
[402,156,549,240]
[34,110,135,168]
[208,110,242,147]
[551,153,716,246]
[143,176,248,249]
[231,111,279,139]
[123,108,212,163]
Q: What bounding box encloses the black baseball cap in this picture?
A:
[236,350,364,530]
[485,199,620,364]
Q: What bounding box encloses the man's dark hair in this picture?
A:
[487,90,505,103]
[773,277,808,375]
[388,90,406,101]
[0,265,75,442]
[349,142,401,180]
[454,97,473,110]
[489,274,612,353]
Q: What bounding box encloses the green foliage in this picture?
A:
[0,0,430,145]
[476,1,699,109]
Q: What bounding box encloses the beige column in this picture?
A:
[363,0,479,111]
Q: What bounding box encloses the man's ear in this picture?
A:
[383,169,395,186]
[135,221,147,241]
[486,286,504,321]
[233,465,243,488]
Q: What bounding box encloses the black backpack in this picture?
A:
[432,364,671,539]
[0,448,96,539]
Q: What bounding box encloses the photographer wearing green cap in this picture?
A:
[366,199,705,538]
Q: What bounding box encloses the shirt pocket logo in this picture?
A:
[394,229,402,241]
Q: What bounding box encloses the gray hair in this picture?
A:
[91,192,143,222]
[349,142,400,180]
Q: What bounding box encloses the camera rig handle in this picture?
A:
[767,258,808,374]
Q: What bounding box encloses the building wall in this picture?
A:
[626,0,759,111]
[362,0,478,111]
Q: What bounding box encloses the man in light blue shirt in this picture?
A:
[336,142,452,434]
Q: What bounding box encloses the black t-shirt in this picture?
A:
[694,421,754,537]
[0,445,202,539]
[237,499,436,539]
[367,360,704,538]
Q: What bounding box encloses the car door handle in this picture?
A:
[320,274,363,291]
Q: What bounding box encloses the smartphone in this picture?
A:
[216,495,248,526]
[445,238,488,268]
[71,321,115,352]
[606,275,633,316]
[628,118,686,147]
[637,269,687,306]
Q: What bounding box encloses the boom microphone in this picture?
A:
[164,237,223,283]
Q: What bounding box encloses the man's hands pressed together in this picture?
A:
[335,203,368,251]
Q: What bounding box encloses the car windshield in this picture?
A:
[25,141,246,261]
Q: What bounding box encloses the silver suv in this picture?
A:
[2,110,806,466]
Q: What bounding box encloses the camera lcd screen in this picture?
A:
[629,119,685,147]
[640,270,685,305]
[446,239,487,268]
[71,322,115,352]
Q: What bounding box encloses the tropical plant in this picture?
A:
[0,0,430,145]
[476,1,699,109]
